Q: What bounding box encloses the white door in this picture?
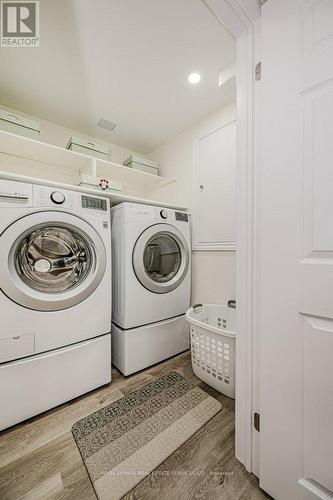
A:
[193,120,236,251]
[260,1,333,499]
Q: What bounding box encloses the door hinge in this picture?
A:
[254,412,260,432]
[255,61,261,81]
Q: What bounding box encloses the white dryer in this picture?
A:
[111,202,191,375]
[0,179,112,430]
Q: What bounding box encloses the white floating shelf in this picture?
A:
[0,170,188,211]
[95,158,175,189]
[0,130,175,190]
[0,129,91,171]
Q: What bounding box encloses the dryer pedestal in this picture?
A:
[111,315,189,375]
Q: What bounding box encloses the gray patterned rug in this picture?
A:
[72,371,222,500]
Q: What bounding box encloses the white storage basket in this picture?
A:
[186,303,236,398]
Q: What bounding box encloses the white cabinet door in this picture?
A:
[260,0,333,499]
[193,120,236,250]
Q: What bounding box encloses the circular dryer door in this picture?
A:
[0,211,106,311]
[132,223,189,294]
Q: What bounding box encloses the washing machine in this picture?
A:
[111,202,191,375]
[0,179,112,430]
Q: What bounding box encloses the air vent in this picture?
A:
[97,117,117,131]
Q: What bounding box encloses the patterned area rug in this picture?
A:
[72,371,222,500]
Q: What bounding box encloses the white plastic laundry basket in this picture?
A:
[186,303,236,398]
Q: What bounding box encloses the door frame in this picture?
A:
[203,0,261,473]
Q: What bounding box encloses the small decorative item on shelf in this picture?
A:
[99,178,109,190]
[78,174,122,192]
[66,136,110,160]
[0,109,40,139]
[123,155,159,176]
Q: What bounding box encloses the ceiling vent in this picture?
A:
[98,117,117,131]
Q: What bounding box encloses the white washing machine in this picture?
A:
[111,202,191,375]
[0,180,112,430]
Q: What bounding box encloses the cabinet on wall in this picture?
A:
[193,119,236,251]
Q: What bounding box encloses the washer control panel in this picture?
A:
[33,185,109,214]
[81,195,107,211]
[34,185,74,208]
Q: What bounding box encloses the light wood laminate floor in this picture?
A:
[0,351,270,499]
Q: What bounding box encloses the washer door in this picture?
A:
[133,224,189,294]
[0,211,106,311]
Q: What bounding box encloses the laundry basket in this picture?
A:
[186,303,236,398]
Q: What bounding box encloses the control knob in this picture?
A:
[160,209,168,219]
[50,191,65,204]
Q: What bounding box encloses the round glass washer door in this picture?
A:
[16,226,92,293]
[0,211,106,311]
[133,224,189,294]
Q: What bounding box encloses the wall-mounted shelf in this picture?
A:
[0,170,187,210]
[95,158,175,190]
[0,130,175,191]
[0,129,91,172]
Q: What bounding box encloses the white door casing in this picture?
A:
[260,0,333,499]
[203,0,261,474]
[0,211,106,311]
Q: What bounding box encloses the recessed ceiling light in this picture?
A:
[188,73,201,85]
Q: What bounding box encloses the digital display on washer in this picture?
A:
[81,195,107,211]
[175,211,188,222]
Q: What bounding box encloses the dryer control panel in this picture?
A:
[175,211,189,222]
[154,206,189,224]
[112,202,189,228]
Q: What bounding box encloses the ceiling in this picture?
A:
[0,0,235,153]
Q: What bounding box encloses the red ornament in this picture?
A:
[99,178,109,190]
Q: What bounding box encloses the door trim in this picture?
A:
[203,0,261,474]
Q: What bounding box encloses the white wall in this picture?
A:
[148,102,236,304]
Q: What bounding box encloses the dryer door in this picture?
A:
[0,211,106,311]
[133,224,189,294]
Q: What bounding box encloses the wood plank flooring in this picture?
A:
[0,351,270,499]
